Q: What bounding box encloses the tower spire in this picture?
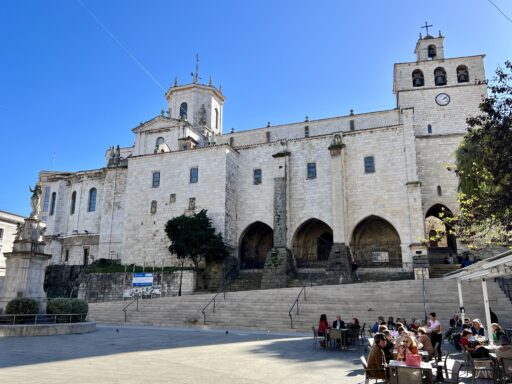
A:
[193,53,199,84]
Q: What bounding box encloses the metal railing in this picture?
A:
[122,296,139,322]
[0,313,87,325]
[496,277,512,303]
[201,265,239,325]
[288,274,312,328]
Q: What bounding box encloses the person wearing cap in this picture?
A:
[496,335,512,360]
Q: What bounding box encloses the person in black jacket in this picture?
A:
[382,330,395,363]
[332,314,345,329]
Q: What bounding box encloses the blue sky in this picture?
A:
[1,0,511,217]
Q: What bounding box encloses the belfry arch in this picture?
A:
[239,222,273,269]
[425,204,457,252]
[292,219,333,267]
[350,216,402,267]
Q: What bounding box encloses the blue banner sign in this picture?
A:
[132,272,153,287]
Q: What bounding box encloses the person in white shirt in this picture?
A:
[427,312,442,360]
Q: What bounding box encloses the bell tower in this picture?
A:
[414,22,445,61]
[165,56,225,136]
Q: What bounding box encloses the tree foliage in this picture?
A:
[447,61,512,248]
[164,209,229,270]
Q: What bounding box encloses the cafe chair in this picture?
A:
[359,356,387,384]
[443,360,462,384]
[499,357,512,383]
[391,366,425,384]
[464,351,498,383]
[311,326,318,350]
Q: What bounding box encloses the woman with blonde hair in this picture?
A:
[396,332,419,361]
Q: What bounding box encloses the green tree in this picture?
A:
[447,61,512,249]
[165,210,229,293]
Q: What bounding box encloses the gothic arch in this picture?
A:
[350,215,402,267]
[239,221,273,269]
[425,204,457,252]
[292,218,333,267]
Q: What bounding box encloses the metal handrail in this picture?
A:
[497,277,512,303]
[201,265,238,324]
[0,313,87,325]
[288,274,312,329]
[122,296,139,322]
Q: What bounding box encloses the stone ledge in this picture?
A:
[0,321,96,337]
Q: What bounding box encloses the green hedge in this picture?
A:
[47,298,88,322]
[5,298,39,315]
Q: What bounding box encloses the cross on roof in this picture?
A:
[421,21,433,36]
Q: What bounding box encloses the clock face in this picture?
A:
[436,93,450,106]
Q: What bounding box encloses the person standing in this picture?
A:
[427,312,442,360]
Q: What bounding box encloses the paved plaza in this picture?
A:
[0,325,365,383]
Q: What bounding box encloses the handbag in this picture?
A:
[405,353,421,367]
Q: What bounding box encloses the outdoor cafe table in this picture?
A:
[388,360,433,384]
[326,328,349,350]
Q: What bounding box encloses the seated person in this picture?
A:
[372,316,384,333]
[459,329,490,358]
[491,323,505,344]
[462,318,472,330]
[352,317,360,327]
[417,327,434,358]
[396,333,419,361]
[381,330,395,363]
[332,314,345,329]
[317,314,330,348]
[496,335,512,360]
[387,316,395,330]
[367,333,388,380]
[394,326,406,345]
[471,319,485,336]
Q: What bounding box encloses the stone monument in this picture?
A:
[0,185,52,314]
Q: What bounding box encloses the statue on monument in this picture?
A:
[29,184,42,218]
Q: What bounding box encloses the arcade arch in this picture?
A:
[292,219,333,267]
[239,222,273,269]
[350,216,402,267]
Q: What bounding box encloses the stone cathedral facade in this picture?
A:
[36,32,486,285]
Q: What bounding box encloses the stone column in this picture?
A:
[326,134,352,283]
[261,147,296,289]
[0,218,52,314]
[401,108,428,267]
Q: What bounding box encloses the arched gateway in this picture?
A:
[425,204,457,252]
[350,216,402,267]
[239,222,273,269]
[292,219,333,267]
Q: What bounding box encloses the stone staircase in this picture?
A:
[88,278,512,332]
[428,248,460,278]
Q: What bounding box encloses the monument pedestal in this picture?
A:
[0,217,51,314]
[261,247,296,289]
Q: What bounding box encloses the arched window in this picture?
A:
[50,192,57,216]
[70,191,76,215]
[437,185,442,196]
[457,65,469,83]
[427,124,432,134]
[88,188,97,212]
[428,44,437,59]
[179,102,188,119]
[434,67,447,86]
[412,69,424,87]
[214,108,219,129]
[150,200,157,214]
[155,137,164,146]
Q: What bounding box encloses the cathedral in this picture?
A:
[36,31,487,285]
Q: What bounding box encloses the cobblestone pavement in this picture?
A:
[0,325,365,384]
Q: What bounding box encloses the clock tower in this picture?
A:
[393,29,487,136]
